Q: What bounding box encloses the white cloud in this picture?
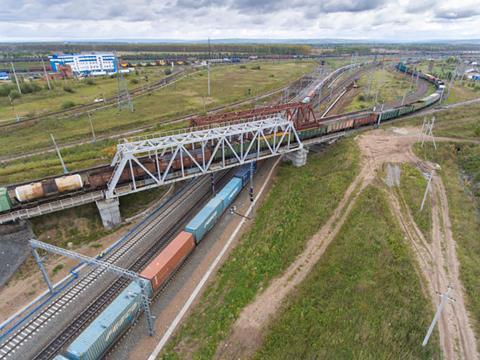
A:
[0,0,479,41]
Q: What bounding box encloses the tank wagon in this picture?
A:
[0,63,443,215]
[57,163,256,360]
[0,149,213,212]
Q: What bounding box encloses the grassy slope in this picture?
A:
[0,61,315,158]
[0,67,168,120]
[398,163,432,243]
[161,139,360,359]
[414,142,480,347]
[30,185,167,248]
[391,101,480,140]
[345,68,417,112]
[255,185,440,359]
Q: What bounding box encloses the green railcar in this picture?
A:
[379,108,400,122]
[397,105,415,116]
[0,187,12,212]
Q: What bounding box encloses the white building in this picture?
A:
[49,53,117,76]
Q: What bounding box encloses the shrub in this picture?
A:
[130,78,139,84]
[61,100,76,109]
[251,65,261,70]
[269,74,275,78]
[63,85,74,93]
[358,94,366,102]
[52,264,64,275]
[0,84,14,97]
[9,90,21,99]
[85,78,96,85]
[20,82,41,94]
[239,65,246,69]
[164,68,172,75]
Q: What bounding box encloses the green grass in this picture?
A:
[30,202,112,248]
[51,264,64,276]
[391,101,480,140]
[0,67,169,121]
[345,68,420,112]
[161,138,360,359]
[443,81,480,104]
[398,163,432,243]
[414,142,480,348]
[255,185,440,359]
[0,61,315,158]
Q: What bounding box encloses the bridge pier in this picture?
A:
[285,148,309,167]
[95,198,122,229]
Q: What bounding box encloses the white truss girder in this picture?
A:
[106,117,303,198]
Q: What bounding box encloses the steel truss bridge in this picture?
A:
[106,115,304,198]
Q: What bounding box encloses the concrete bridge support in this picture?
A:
[95,198,122,229]
[285,148,309,167]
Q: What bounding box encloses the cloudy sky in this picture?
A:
[1,0,479,41]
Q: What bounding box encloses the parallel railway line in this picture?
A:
[0,171,230,359]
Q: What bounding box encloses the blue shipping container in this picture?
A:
[54,356,70,360]
[185,197,223,243]
[64,281,151,360]
[234,162,256,186]
[217,178,242,211]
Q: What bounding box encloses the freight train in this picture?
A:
[54,164,255,360]
[0,62,443,215]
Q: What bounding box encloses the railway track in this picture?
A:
[0,171,231,359]
[0,68,191,130]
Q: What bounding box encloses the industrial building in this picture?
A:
[48,53,117,76]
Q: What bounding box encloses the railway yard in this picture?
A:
[1,39,480,360]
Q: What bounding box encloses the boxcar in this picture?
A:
[64,281,151,360]
[185,196,224,243]
[140,231,195,292]
[217,178,242,211]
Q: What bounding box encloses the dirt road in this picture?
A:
[216,127,479,359]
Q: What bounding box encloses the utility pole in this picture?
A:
[421,116,436,149]
[50,133,68,174]
[11,62,22,94]
[422,286,455,347]
[116,54,134,112]
[420,170,434,211]
[88,112,96,143]
[42,59,52,90]
[207,61,211,97]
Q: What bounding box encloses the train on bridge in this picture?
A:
[0,62,443,215]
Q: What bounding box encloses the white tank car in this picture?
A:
[15,174,83,202]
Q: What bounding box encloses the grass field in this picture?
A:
[414,142,480,348]
[413,60,480,104]
[255,185,440,359]
[391,101,480,139]
[443,81,480,104]
[344,68,420,112]
[0,61,315,159]
[0,66,170,121]
[161,139,360,359]
[398,163,432,243]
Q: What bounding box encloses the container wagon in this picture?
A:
[62,281,152,360]
[140,231,195,292]
[185,196,224,243]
